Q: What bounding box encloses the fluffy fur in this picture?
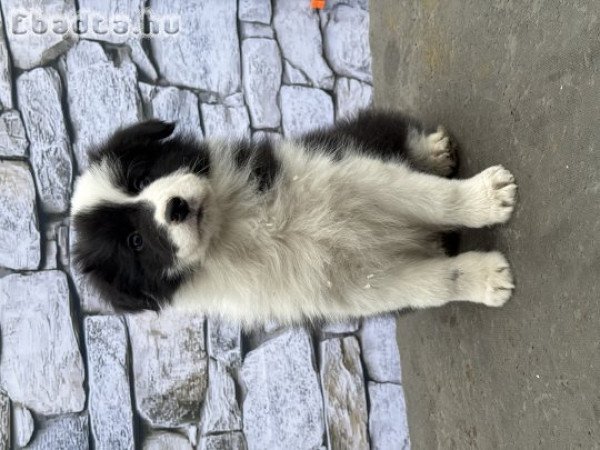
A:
[71,110,517,329]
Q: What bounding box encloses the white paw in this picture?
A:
[478,252,514,307]
[424,126,456,176]
[471,165,517,226]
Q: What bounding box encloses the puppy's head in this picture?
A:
[70,121,213,312]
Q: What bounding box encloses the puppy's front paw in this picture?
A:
[424,126,457,177]
[468,165,517,226]
[479,251,514,307]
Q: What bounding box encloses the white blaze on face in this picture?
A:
[139,170,213,265]
[71,161,213,270]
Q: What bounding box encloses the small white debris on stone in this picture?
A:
[364,283,371,289]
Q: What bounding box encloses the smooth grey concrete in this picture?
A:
[370,1,600,449]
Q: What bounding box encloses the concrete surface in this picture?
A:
[370,1,600,449]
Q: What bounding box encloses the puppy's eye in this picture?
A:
[134,177,150,191]
[127,232,144,251]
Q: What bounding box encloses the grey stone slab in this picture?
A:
[17,67,73,214]
[149,0,241,97]
[253,131,282,142]
[139,83,203,140]
[239,0,271,24]
[85,316,135,450]
[42,239,58,270]
[0,271,86,415]
[320,3,372,82]
[127,310,208,427]
[368,382,410,450]
[0,390,9,450]
[241,329,325,450]
[77,0,143,45]
[201,103,251,139]
[207,318,242,367]
[321,319,360,335]
[0,14,12,109]
[24,414,89,450]
[0,0,78,70]
[273,0,334,89]
[0,110,28,158]
[200,359,242,434]
[0,161,40,270]
[359,314,402,383]
[242,38,282,129]
[143,432,192,450]
[334,77,372,120]
[60,40,142,170]
[280,86,334,137]
[240,22,274,40]
[199,432,246,450]
[325,0,369,10]
[320,337,369,450]
[69,222,113,314]
[13,404,34,448]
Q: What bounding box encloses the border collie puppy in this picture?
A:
[71,110,516,328]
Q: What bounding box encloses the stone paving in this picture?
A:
[0,1,409,448]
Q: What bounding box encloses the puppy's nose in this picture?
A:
[166,197,190,223]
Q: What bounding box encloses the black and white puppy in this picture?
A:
[71,110,516,328]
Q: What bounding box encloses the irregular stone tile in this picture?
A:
[280,86,334,137]
[24,414,89,450]
[0,271,85,415]
[143,431,192,450]
[199,432,246,450]
[273,0,334,89]
[368,382,410,450]
[17,67,73,214]
[0,161,40,270]
[42,239,58,270]
[0,110,28,157]
[127,310,208,427]
[283,60,311,86]
[139,83,203,140]
[207,318,242,367]
[359,314,402,383]
[0,390,9,450]
[77,0,143,45]
[242,39,282,129]
[60,40,142,170]
[201,360,242,434]
[85,316,135,450]
[241,329,325,450]
[240,22,274,39]
[320,337,369,450]
[201,103,251,139]
[334,77,373,120]
[69,222,113,314]
[13,403,35,448]
[0,14,12,109]
[322,319,360,335]
[0,0,78,70]
[253,131,281,142]
[150,0,241,97]
[239,0,271,24]
[320,4,372,83]
[57,224,69,268]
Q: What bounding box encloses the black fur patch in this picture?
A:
[300,110,424,162]
[90,120,211,194]
[73,201,181,312]
[233,138,281,191]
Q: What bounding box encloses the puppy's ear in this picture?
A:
[118,120,176,142]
